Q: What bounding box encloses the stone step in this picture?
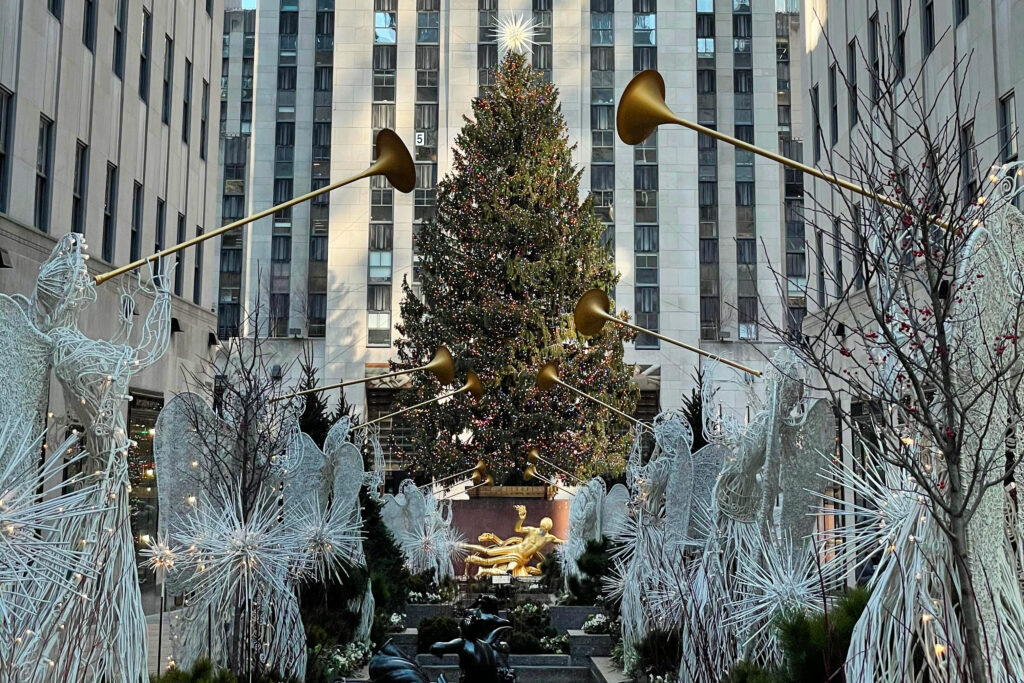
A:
[416,653,573,667]
[567,630,613,665]
[404,603,457,629]
[348,656,608,682]
[381,629,418,657]
[419,664,592,682]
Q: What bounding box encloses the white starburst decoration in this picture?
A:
[729,532,822,664]
[495,13,537,55]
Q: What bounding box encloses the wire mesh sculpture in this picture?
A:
[0,429,101,679]
[558,477,607,581]
[154,392,364,679]
[604,410,696,673]
[381,478,466,580]
[0,235,173,682]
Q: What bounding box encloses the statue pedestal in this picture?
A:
[468,484,556,499]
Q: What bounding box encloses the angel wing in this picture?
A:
[154,392,230,594]
[278,425,329,518]
[380,490,411,545]
[601,483,631,540]
[776,398,835,543]
[689,443,727,542]
[0,295,54,481]
[560,478,606,579]
[324,423,365,515]
[664,449,694,546]
[154,393,225,534]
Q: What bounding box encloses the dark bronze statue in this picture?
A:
[368,641,431,683]
[368,596,516,683]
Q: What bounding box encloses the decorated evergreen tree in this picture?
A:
[394,50,637,483]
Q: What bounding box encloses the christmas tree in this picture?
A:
[394,50,637,483]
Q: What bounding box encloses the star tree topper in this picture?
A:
[495,13,537,55]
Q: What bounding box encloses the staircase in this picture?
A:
[415,653,591,682]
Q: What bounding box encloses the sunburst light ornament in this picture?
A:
[495,13,537,55]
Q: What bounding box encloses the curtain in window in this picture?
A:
[415,163,436,189]
[634,165,658,190]
[373,45,396,70]
[699,238,718,264]
[308,293,327,320]
[736,181,755,206]
[636,225,659,253]
[416,45,439,70]
[273,178,292,203]
[592,165,614,191]
[738,297,758,323]
[591,46,614,71]
[635,286,659,314]
[414,104,438,130]
[368,285,392,311]
[372,104,396,130]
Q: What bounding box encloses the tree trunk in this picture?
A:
[949,510,989,683]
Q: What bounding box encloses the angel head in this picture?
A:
[31,233,96,331]
[652,410,693,458]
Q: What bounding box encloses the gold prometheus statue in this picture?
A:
[462,505,564,578]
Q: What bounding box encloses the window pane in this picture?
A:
[375,12,397,43]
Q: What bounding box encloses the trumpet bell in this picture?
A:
[484,473,494,487]
[424,346,455,385]
[374,129,416,193]
[616,70,677,145]
[574,289,613,337]
[472,470,482,485]
[527,449,540,465]
[463,371,484,401]
[536,362,559,392]
[524,465,539,482]
[474,458,488,475]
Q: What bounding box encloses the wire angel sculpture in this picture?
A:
[153,391,364,679]
[0,234,173,683]
[381,478,466,581]
[623,351,834,682]
[603,410,702,673]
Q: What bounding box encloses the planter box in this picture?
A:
[549,605,600,634]
[403,603,456,630]
[468,484,556,499]
[567,629,613,665]
[590,656,630,683]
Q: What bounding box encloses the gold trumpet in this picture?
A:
[423,459,489,490]
[95,129,416,285]
[574,289,761,377]
[356,370,483,430]
[527,448,584,485]
[536,361,650,430]
[437,472,494,500]
[617,70,947,228]
[271,346,454,403]
[523,464,573,495]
